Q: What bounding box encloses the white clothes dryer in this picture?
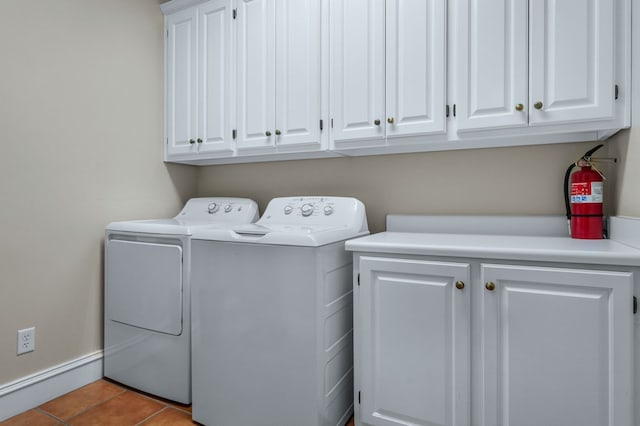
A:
[190,196,368,426]
[104,197,258,404]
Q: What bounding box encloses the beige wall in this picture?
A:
[611,130,640,217]
[0,0,197,384]
[197,141,616,233]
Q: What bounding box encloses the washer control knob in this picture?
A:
[208,203,219,214]
[301,203,314,217]
[284,205,293,215]
[224,204,233,213]
[323,205,334,216]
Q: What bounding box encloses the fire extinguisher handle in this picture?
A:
[583,144,604,160]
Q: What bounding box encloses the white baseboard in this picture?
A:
[0,351,104,421]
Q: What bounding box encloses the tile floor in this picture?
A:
[1,379,356,426]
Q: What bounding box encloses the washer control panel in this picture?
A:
[261,197,364,227]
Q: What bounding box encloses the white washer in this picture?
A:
[104,197,258,404]
[191,196,369,426]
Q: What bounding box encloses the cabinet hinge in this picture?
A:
[357,273,360,286]
[233,8,237,19]
[615,84,619,100]
[446,105,450,118]
[634,296,637,314]
[358,391,361,404]
[453,104,457,117]
[232,129,237,140]
[320,119,323,131]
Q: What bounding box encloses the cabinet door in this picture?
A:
[455,0,528,131]
[166,8,198,157]
[529,0,615,125]
[198,0,235,155]
[386,0,446,138]
[236,0,276,152]
[479,264,633,426]
[357,257,470,426]
[329,0,385,146]
[274,0,322,151]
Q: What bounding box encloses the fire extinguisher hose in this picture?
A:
[563,163,574,220]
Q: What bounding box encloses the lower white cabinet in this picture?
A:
[354,255,634,426]
[357,257,470,426]
[478,264,633,426]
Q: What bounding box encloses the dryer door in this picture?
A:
[106,240,183,335]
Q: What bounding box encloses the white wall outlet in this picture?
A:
[17,327,35,355]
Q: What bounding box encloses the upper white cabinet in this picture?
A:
[198,0,235,155]
[163,0,327,164]
[454,0,527,131]
[236,0,275,151]
[236,0,323,154]
[165,0,234,161]
[165,7,198,157]
[330,0,446,149]
[529,0,615,126]
[386,0,446,138]
[455,0,621,132]
[162,0,630,165]
[329,0,385,145]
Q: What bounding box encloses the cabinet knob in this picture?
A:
[197,138,203,144]
[374,119,381,126]
[455,281,465,290]
[387,117,395,124]
[534,101,543,110]
[189,139,195,144]
[275,129,281,136]
[485,281,496,291]
[515,103,524,111]
[265,131,272,137]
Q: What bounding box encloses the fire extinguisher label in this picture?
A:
[571,182,603,203]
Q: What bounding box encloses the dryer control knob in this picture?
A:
[224,204,233,213]
[323,205,334,216]
[208,203,219,214]
[301,203,314,217]
[284,205,293,215]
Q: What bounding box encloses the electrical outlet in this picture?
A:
[17,327,35,355]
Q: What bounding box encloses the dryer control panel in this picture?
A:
[176,198,259,223]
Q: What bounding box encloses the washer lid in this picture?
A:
[106,197,259,235]
[192,196,369,246]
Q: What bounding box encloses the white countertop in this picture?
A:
[345,231,640,266]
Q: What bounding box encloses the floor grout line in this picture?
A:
[39,386,128,424]
[169,405,193,416]
[33,407,67,425]
[135,406,169,426]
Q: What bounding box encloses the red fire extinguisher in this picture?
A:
[563,145,608,239]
